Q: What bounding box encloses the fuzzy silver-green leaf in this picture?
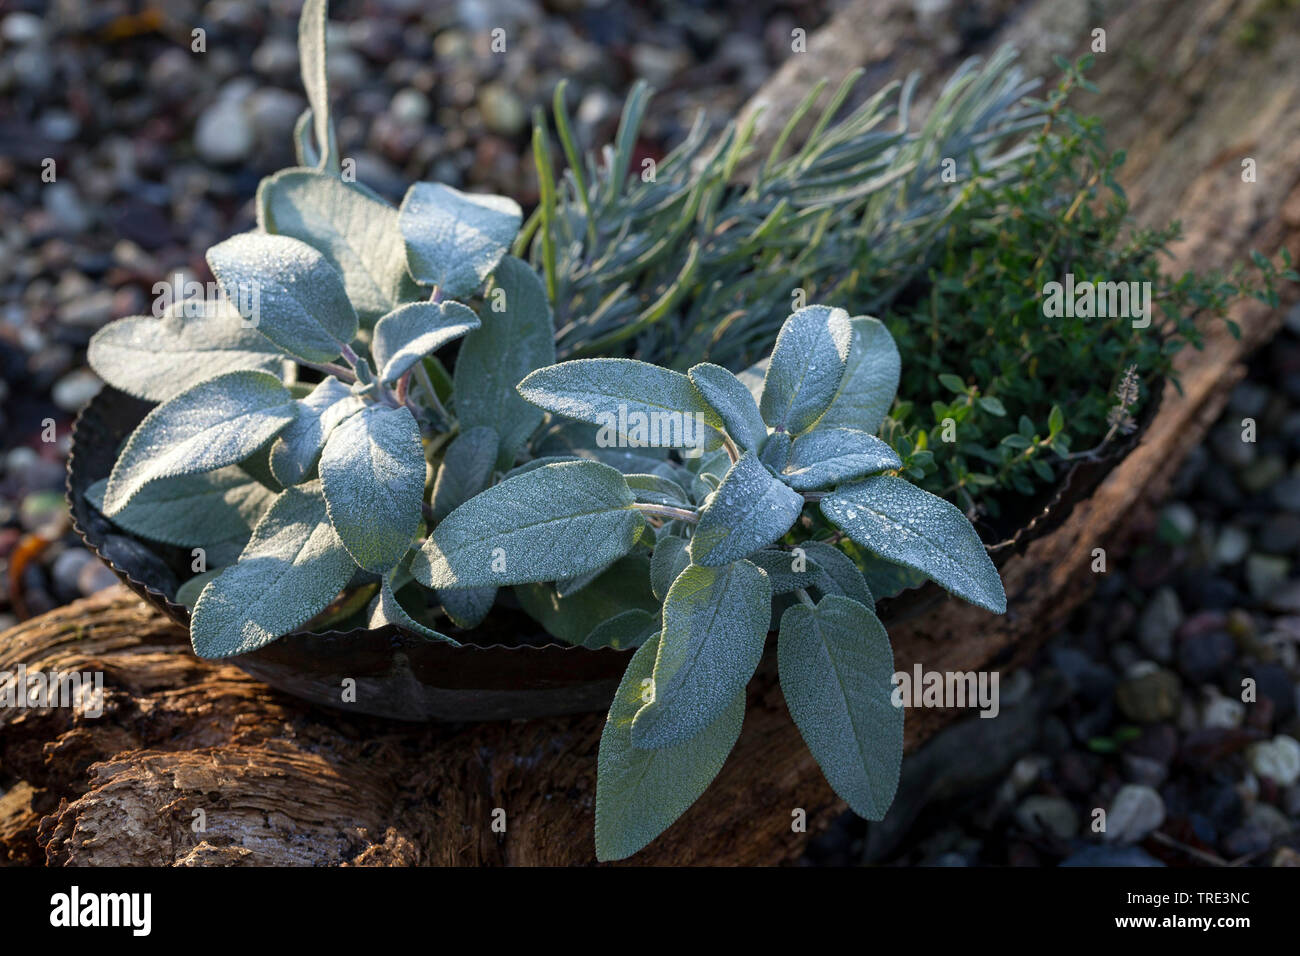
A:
[103,370,296,515]
[518,358,723,452]
[630,559,770,748]
[370,575,459,644]
[206,232,358,364]
[782,426,901,490]
[399,182,522,299]
[87,302,287,403]
[820,474,1005,613]
[257,168,418,321]
[759,305,852,435]
[269,377,365,487]
[815,315,900,434]
[88,467,275,553]
[190,481,357,657]
[595,633,744,861]
[453,256,555,469]
[688,451,803,566]
[687,362,768,451]
[778,594,902,819]
[414,460,643,589]
[319,403,426,574]
[430,426,498,523]
[371,300,479,385]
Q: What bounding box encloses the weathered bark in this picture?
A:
[3,0,1300,866]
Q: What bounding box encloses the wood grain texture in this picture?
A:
[3,0,1299,866]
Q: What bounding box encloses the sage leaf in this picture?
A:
[370,300,479,385]
[515,553,658,645]
[297,0,335,171]
[176,569,222,610]
[257,168,418,321]
[782,426,901,491]
[800,540,875,606]
[399,182,522,299]
[630,559,771,748]
[268,377,365,487]
[820,475,1006,613]
[688,452,803,567]
[206,232,358,364]
[518,358,723,452]
[596,633,744,861]
[815,316,900,434]
[759,430,791,471]
[190,482,358,657]
[319,404,426,574]
[430,426,499,523]
[649,534,690,602]
[87,466,275,552]
[414,460,644,589]
[88,302,286,403]
[857,552,929,601]
[747,548,827,594]
[438,586,497,629]
[778,594,902,819]
[687,363,768,450]
[583,608,658,650]
[625,474,690,508]
[370,575,458,644]
[453,256,555,469]
[102,370,297,515]
[759,305,852,435]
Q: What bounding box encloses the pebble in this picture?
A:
[51,369,102,412]
[1273,475,1300,512]
[1211,528,1253,564]
[42,183,92,234]
[1014,795,1078,840]
[50,548,94,603]
[19,490,69,537]
[1122,754,1169,787]
[1116,665,1182,723]
[1176,627,1235,683]
[1137,587,1181,661]
[477,84,526,137]
[1241,456,1286,494]
[390,87,431,125]
[1060,846,1165,867]
[1258,513,1300,554]
[1202,693,1246,729]
[2,12,44,44]
[1247,736,1300,787]
[194,99,255,165]
[77,560,119,596]
[1104,784,1166,844]
[1158,502,1197,544]
[1247,554,1291,601]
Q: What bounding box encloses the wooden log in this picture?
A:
[3,0,1299,866]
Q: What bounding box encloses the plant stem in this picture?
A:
[631,502,699,524]
[414,362,453,426]
[299,360,356,384]
[794,587,815,609]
